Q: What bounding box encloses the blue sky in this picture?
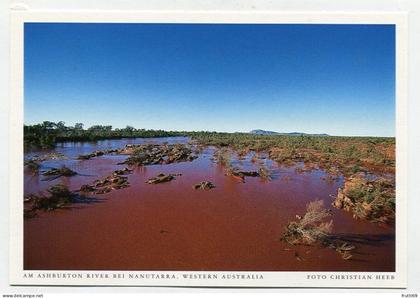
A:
[24,23,395,136]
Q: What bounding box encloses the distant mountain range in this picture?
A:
[249,129,329,137]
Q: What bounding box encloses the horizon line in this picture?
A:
[23,122,395,138]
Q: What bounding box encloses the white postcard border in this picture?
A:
[9,10,408,288]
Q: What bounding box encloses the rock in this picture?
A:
[24,194,37,203]
[80,184,96,193]
[77,150,106,160]
[193,181,216,190]
[24,160,40,172]
[146,173,180,184]
[113,167,132,175]
[225,168,246,182]
[77,154,92,160]
[237,170,259,177]
[106,149,120,154]
[95,186,112,194]
[42,166,77,177]
[93,177,108,188]
[28,184,75,212]
[89,173,130,193]
[110,175,129,188]
[124,143,197,166]
[225,168,263,182]
[27,153,66,162]
[332,176,395,223]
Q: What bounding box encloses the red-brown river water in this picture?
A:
[24,137,395,271]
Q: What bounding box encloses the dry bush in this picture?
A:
[24,184,96,219]
[282,200,333,246]
[258,165,272,181]
[281,200,355,260]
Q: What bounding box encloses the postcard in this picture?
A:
[9,10,408,287]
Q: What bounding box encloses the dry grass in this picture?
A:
[282,200,333,246]
[281,200,355,260]
[193,133,395,177]
[258,165,272,181]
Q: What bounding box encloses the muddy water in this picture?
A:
[24,137,395,271]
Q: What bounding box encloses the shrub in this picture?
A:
[281,200,355,260]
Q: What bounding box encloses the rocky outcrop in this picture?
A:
[123,144,197,166]
[79,172,131,195]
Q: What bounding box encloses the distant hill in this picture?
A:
[249,129,280,135]
[249,129,329,137]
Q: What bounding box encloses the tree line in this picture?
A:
[24,121,186,149]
